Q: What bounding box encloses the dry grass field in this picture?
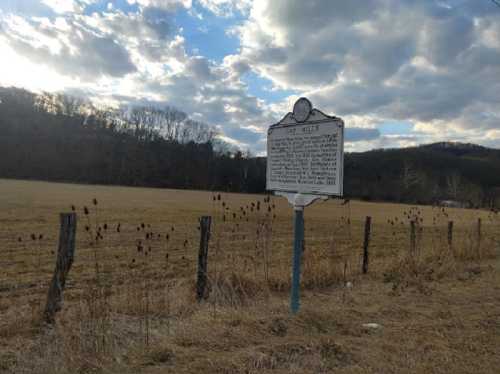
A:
[1,178,499,373]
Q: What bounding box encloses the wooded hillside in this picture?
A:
[0,87,265,193]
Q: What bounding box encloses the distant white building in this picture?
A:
[439,200,466,208]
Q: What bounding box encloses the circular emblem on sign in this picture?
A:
[293,98,312,122]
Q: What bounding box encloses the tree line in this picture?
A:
[344,144,500,208]
[0,87,265,193]
[1,86,499,208]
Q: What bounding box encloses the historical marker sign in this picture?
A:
[266,98,344,196]
[266,98,344,314]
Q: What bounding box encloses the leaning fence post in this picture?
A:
[196,216,211,302]
[362,216,371,274]
[410,220,416,255]
[44,213,77,324]
[447,221,453,250]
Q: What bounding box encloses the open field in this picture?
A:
[1,178,499,373]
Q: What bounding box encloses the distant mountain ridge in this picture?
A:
[420,141,487,150]
[417,141,499,157]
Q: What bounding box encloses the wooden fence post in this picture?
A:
[447,221,453,250]
[44,213,77,324]
[362,216,371,274]
[477,218,482,259]
[410,220,416,255]
[196,216,211,302]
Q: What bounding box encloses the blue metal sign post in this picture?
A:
[267,98,344,314]
[291,207,304,313]
[277,192,327,313]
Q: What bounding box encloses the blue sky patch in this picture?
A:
[377,121,414,135]
[176,6,241,63]
[241,71,296,103]
[84,0,140,15]
[0,0,55,17]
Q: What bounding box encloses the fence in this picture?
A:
[0,197,499,353]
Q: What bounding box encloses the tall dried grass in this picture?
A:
[2,192,499,373]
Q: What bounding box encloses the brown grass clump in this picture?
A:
[202,272,263,307]
[302,249,350,290]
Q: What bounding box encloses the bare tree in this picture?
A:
[181,119,218,144]
[118,105,218,144]
[446,171,462,200]
[57,94,85,116]
[162,106,187,141]
[401,161,421,190]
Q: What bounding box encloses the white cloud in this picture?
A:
[127,0,192,11]
[0,1,277,150]
[0,37,76,91]
[41,0,97,14]
[41,0,77,13]
[1,13,137,79]
[229,0,500,149]
[2,0,500,153]
[197,0,251,17]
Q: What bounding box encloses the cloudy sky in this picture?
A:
[1,0,500,154]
